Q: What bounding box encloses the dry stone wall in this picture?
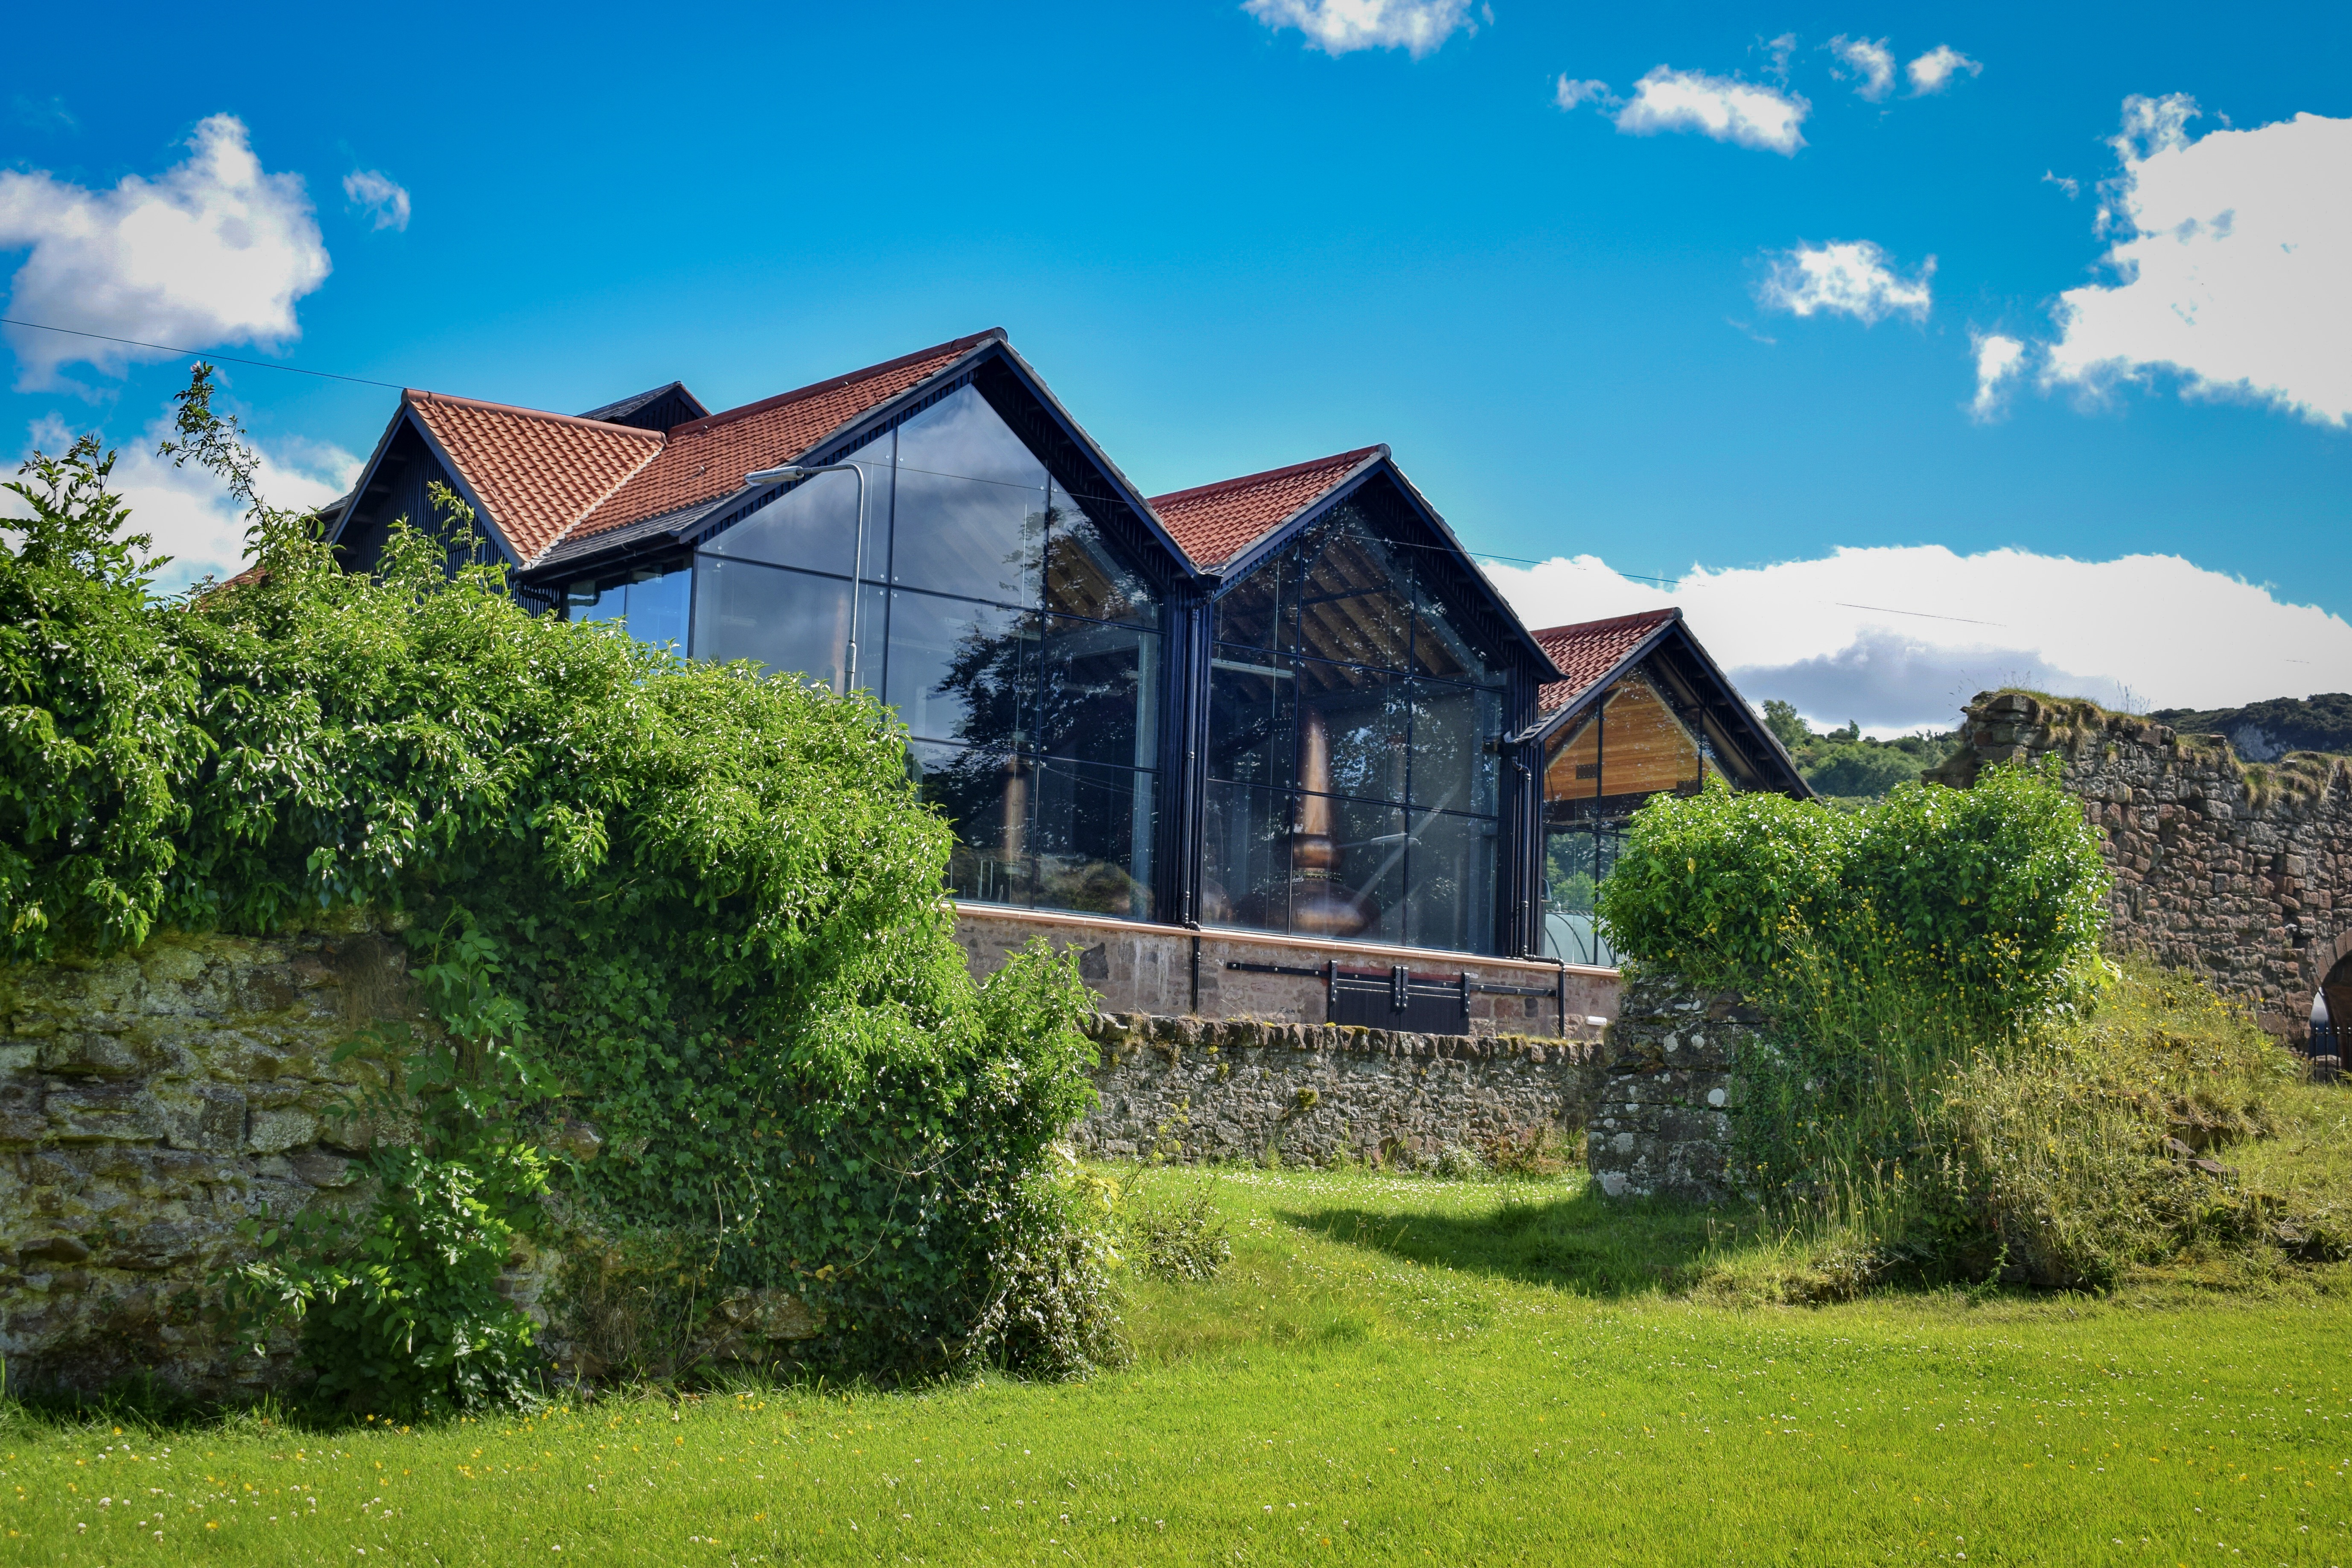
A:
[1074,1013,1597,1169]
[1932,692,2352,1039]
[1584,971,1746,1204]
[0,924,413,1397]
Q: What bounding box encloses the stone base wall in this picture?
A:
[1075,1013,1598,1168]
[1584,971,1749,1204]
[957,904,1620,1040]
[0,924,413,1397]
[1932,692,2352,1039]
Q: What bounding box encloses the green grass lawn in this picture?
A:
[5,1165,2349,1565]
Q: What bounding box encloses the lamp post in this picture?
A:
[743,460,871,692]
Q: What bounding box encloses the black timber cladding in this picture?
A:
[576,382,711,432]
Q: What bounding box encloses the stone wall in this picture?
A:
[2,922,1621,1397]
[1931,691,2352,1040]
[1074,1013,1597,1168]
[956,904,1620,1040]
[1583,971,1746,1204]
[0,924,413,1397]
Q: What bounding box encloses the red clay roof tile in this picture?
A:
[405,392,663,566]
[1148,446,1383,570]
[1532,609,1681,715]
[399,331,1003,568]
[565,330,1000,549]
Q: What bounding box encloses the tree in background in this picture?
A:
[1759,699,1957,807]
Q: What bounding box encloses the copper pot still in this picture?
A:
[1286,706,1374,937]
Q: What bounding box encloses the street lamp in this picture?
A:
[743,460,872,693]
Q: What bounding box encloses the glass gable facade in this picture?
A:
[1202,501,1509,953]
[350,338,1809,967]
[571,383,1163,922]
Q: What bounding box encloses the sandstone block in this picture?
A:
[44,1082,168,1143]
[246,1108,319,1156]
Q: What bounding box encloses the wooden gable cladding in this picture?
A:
[1542,672,1705,807]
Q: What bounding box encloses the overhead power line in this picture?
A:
[3,314,2011,630]
[0,317,404,389]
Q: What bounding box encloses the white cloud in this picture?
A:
[1242,0,1472,58]
[1486,545,2352,735]
[7,402,360,592]
[1905,44,1982,96]
[2041,169,2080,198]
[1968,331,2026,420]
[2041,97,2352,426]
[1554,76,1616,111]
[1757,240,1933,323]
[0,114,329,391]
[1614,67,1809,155]
[342,169,411,232]
[1825,35,1895,101]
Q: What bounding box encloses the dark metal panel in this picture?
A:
[1142,580,1195,925]
[1499,663,1544,956]
[1163,589,1214,927]
[1329,970,1470,1034]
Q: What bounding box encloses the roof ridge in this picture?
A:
[405,388,667,442]
[672,328,1007,440]
[1148,444,1387,507]
[528,438,672,568]
[1532,608,1682,640]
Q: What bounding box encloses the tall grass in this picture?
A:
[1728,929,2321,1291]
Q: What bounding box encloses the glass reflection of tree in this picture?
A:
[921,500,1150,913]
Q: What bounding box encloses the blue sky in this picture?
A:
[3,0,2346,731]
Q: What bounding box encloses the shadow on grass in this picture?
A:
[1275,1186,1760,1298]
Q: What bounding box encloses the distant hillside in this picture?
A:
[2148,693,2352,760]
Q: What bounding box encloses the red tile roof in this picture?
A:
[398,329,1003,568]
[1532,609,1681,715]
[1148,446,1383,570]
[568,329,1001,548]
[405,393,662,565]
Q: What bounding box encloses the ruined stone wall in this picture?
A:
[1583,971,1745,1204]
[1932,692,2352,1039]
[0,924,413,1397]
[1073,1013,1598,1168]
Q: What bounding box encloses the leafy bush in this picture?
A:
[1597,766,2110,1028]
[229,1141,550,1418]
[1591,767,2297,1290]
[6,374,1108,1397]
[1603,769,2330,1291]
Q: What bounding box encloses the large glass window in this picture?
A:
[566,557,691,649]
[692,559,883,692]
[689,382,1162,920]
[1542,819,1624,968]
[702,428,893,579]
[1203,499,1506,953]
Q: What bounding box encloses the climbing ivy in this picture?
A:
[4,369,1104,1389]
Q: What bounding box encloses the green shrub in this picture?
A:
[1596,766,2110,1026]
[228,1141,551,1418]
[8,372,1109,1398]
[1588,767,2322,1290]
